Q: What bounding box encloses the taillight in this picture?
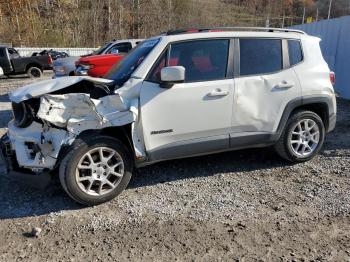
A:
[330,71,335,85]
[48,55,53,65]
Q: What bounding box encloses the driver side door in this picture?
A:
[140,39,235,162]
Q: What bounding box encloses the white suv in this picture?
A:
[1,27,336,205]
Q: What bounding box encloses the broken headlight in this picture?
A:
[12,101,37,128]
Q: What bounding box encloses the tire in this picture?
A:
[27,66,42,78]
[274,110,325,163]
[59,135,133,206]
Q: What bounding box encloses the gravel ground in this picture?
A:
[0,73,350,261]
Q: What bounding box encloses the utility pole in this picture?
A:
[137,0,140,38]
[328,0,333,19]
[108,0,111,40]
[168,0,172,30]
[302,6,306,24]
[316,8,319,22]
[265,17,270,28]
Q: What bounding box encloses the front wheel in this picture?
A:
[59,135,133,205]
[274,110,325,163]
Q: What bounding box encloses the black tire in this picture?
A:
[59,135,133,206]
[274,110,325,163]
[27,66,42,78]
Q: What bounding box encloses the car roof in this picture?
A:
[155,27,312,42]
[110,39,144,44]
[163,31,310,42]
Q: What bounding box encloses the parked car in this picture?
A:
[0,66,3,77]
[52,56,80,77]
[75,53,125,77]
[52,39,143,78]
[1,27,336,206]
[32,49,69,60]
[0,46,52,78]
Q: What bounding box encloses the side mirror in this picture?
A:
[160,66,185,88]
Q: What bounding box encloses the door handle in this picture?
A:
[275,80,295,89]
[208,88,229,97]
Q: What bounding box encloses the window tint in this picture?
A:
[240,39,282,76]
[288,40,303,66]
[169,40,229,82]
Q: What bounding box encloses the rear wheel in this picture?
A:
[27,66,42,78]
[274,110,325,162]
[59,135,133,205]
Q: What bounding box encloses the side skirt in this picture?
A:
[137,132,277,167]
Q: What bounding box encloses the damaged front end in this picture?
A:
[1,76,141,177]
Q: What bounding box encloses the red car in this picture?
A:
[75,53,125,78]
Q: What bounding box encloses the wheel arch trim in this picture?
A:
[275,95,335,141]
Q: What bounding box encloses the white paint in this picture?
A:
[7,120,74,169]
[140,79,234,152]
[37,93,133,135]
[10,76,113,103]
[160,66,185,82]
[232,68,302,133]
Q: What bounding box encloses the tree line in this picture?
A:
[0,0,349,48]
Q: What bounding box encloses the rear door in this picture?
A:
[0,48,13,74]
[140,39,234,161]
[231,38,302,140]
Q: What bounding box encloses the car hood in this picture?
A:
[78,54,124,64]
[9,76,114,103]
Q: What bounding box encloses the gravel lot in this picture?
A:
[0,73,350,261]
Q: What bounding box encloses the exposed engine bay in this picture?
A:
[2,76,143,173]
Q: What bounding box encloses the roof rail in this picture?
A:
[165,27,306,35]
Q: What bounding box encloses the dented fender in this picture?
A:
[6,76,147,171]
[37,93,134,135]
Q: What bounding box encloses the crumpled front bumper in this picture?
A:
[1,120,75,174]
[0,131,55,188]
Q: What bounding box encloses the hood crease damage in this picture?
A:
[7,76,144,171]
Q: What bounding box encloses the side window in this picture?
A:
[8,48,20,58]
[239,39,282,76]
[288,40,303,66]
[108,43,132,54]
[169,39,229,82]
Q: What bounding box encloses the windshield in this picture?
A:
[104,38,160,87]
[92,42,112,55]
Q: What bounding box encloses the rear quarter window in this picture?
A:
[288,40,303,66]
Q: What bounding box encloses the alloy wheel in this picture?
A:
[75,147,124,196]
[288,119,320,157]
